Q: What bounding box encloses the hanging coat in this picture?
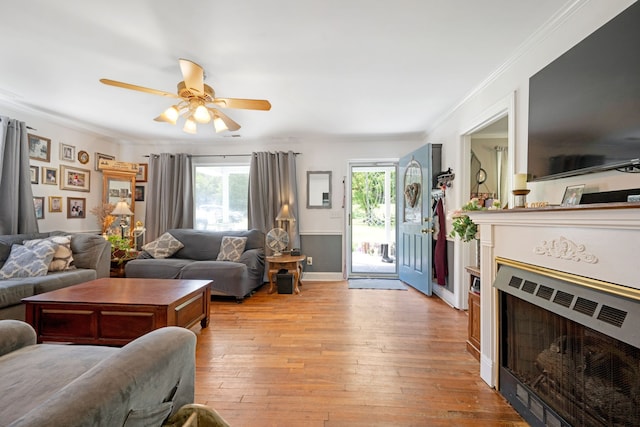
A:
[433,198,448,286]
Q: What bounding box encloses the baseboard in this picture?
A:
[301,272,344,281]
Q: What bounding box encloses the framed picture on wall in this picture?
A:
[28,134,51,162]
[60,143,76,162]
[136,163,148,182]
[42,166,58,185]
[30,165,39,184]
[33,197,45,219]
[60,165,91,192]
[561,184,585,206]
[67,197,86,218]
[95,152,115,171]
[49,196,63,213]
[135,185,145,201]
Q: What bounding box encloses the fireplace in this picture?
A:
[466,203,640,420]
[495,262,640,427]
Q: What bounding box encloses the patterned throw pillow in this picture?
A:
[0,240,57,279]
[216,236,247,262]
[142,232,184,259]
[24,235,74,272]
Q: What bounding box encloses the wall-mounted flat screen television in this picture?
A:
[527,1,640,182]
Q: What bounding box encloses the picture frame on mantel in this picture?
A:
[561,184,585,206]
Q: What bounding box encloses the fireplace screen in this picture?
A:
[502,293,640,426]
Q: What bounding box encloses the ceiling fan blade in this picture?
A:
[209,108,241,132]
[179,58,205,95]
[99,79,179,98]
[213,97,271,111]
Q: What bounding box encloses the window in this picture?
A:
[194,164,249,231]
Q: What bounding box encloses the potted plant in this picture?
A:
[450,198,501,266]
[107,235,131,260]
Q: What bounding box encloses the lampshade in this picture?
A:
[213,115,229,133]
[158,106,179,125]
[111,201,133,216]
[193,104,211,123]
[183,117,197,134]
[276,204,295,221]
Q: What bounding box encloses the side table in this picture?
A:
[266,254,305,295]
[110,252,138,278]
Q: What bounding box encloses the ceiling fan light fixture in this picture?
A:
[159,105,180,125]
[193,104,211,124]
[183,117,197,134]
[213,115,229,133]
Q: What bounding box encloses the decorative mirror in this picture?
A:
[103,170,136,214]
[307,171,331,209]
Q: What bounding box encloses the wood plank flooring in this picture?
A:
[192,281,526,426]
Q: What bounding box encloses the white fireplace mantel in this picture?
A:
[467,203,640,387]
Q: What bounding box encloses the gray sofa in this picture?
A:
[126,229,265,301]
[0,232,111,321]
[0,319,195,426]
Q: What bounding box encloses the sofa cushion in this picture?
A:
[216,236,247,262]
[32,269,97,295]
[0,343,118,424]
[0,241,57,279]
[0,280,35,309]
[169,229,264,261]
[24,235,74,272]
[125,258,194,279]
[142,232,184,259]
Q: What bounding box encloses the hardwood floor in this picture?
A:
[192,281,526,426]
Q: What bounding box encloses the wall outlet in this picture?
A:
[307,256,313,265]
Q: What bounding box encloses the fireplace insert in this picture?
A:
[495,263,640,427]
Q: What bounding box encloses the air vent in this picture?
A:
[553,290,574,308]
[508,276,522,289]
[493,264,640,349]
[522,280,537,294]
[597,305,627,328]
[536,285,554,300]
[573,297,598,316]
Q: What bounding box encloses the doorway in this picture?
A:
[347,162,397,278]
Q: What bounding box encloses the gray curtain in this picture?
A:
[0,116,38,234]
[248,151,300,250]
[145,153,193,241]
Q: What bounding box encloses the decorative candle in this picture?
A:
[514,173,527,190]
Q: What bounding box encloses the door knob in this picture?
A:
[421,228,434,234]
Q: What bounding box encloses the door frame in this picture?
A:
[345,159,398,279]
[434,92,515,309]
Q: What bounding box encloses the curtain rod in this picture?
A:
[144,152,301,158]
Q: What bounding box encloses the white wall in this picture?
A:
[119,136,425,235]
[4,105,121,233]
[425,0,640,308]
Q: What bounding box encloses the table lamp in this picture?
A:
[111,200,134,239]
[276,204,296,251]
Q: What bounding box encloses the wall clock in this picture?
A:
[78,150,90,164]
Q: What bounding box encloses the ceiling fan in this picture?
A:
[100,58,271,134]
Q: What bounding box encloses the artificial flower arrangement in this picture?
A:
[449,198,501,242]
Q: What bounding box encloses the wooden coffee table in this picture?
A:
[22,278,211,346]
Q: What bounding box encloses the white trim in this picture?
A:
[302,272,344,281]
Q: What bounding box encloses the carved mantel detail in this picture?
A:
[534,236,598,264]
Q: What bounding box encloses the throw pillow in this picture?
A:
[216,236,247,262]
[24,235,74,272]
[0,240,57,279]
[142,232,184,259]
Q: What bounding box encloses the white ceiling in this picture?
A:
[0,1,570,144]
